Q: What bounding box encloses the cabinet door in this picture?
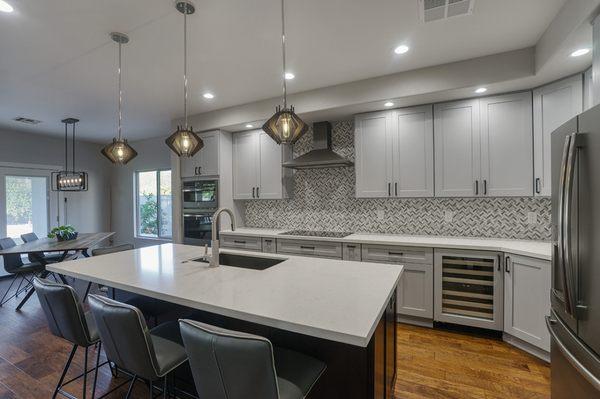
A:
[355,112,394,198]
[198,131,220,176]
[392,105,434,197]
[258,131,283,199]
[480,92,533,196]
[504,254,551,351]
[533,74,582,196]
[397,262,433,319]
[233,131,259,199]
[584,68,593,111]
[434,100,480,197]
[180,156,198,179]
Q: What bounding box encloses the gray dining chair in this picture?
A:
[0,237,46,308]
[20,232,65,264]
[179,319,326,399]
[88,295,188,399]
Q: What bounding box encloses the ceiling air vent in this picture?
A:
[419,0,474,23]
[13,116,42,125]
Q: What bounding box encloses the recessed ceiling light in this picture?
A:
[284,72,295,80]
[571,48,590,57]
[245,124,254,128]
[394,45,409,55]
[384,101,394,107]
[475,87,487,94]
[203,92,214,99]
[0,0,14,12]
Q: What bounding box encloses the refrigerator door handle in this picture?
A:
[557,134,573,315]
[546,316,600,392]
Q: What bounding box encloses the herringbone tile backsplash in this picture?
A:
[244,120,551,241]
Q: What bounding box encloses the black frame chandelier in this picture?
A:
[101,32,138,165]
[262,0,308,145]
[165,1,204,157]
[51,118,88,191]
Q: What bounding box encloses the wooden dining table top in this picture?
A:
[0,232,115,255]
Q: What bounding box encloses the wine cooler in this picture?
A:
[434,250,503,331]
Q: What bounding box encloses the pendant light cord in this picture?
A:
[184,6,188,130]
[64,122,68,171]
[281,0,287,109]
[72,122,76,173]
[117,41,123,141]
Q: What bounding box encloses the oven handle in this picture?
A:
[183,214,211,218]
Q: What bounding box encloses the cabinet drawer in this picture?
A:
[220,235,262,251]
[343,243,362,261]
[262,238,277,253]
[362,244,432,265]
[277,239,343,259]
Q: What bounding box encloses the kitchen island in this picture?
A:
[48,243,402,399]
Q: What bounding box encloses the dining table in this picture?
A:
[0,232,114,310]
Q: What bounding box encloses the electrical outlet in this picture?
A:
[527,212,537,225]
[376,209,385,220]
[268,210,274,219]
[444,211,454,223]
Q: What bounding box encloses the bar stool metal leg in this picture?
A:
[53,345,78,399]
[125,375,138,399]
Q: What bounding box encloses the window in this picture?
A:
[135,170,172,239]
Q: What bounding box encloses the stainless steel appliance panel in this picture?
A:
[182,179,218,209]
[183,211,213,246]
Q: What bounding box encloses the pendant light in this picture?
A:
[51,118,88,191]
[101,32,138,165]
[262,0,308,145]
[165,1,204,157]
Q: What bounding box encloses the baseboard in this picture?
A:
[397,314,433,328]
[503,333,550,363]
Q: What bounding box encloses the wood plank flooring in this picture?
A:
[0,277,550,398]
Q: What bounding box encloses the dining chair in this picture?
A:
[20,232,65,264]
[0,237,46,308]
[179,319,326,399]
[88,295,188,399]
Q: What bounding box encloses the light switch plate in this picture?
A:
[444,211,454,223]
[376,209,385,220]
[527,212,537,225]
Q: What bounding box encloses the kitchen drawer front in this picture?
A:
[343,243,362,261]
[362,244,433,265]
[220,235,262,251]
[277,239,343,259]
[262,238,277,253]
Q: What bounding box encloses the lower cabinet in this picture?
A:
[397,263,433,319]
[262,238,277,253]
[503,254,551,352]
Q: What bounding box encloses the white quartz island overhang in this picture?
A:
[47,243,402,348]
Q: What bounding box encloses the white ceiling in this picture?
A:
[0,0,571,142]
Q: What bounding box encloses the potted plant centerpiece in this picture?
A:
[48,225,78,241]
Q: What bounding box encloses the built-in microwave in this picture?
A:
[182,179,218,210]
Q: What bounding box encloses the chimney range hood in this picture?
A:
[282,121,353,169]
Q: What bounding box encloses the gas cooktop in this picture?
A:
[280,230,353,238]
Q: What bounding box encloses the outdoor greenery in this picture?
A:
[139,193,159,236]
[6,177,32,225]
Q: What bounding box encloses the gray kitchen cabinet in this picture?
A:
[479,92,533,196]
[276,239,343,259]
[434,99,480,197]
[355,106,434,198]
[533,74,582,197]
[220,235,263,251]
[584,67,593,111]
[362,244,433,265]
[180,130,220,178]
[434,249,503,331]
[503,254,551,352]
[397,262,434,319]
[343,243,362,261]
[262,237,277,253]
[233,129,292,200]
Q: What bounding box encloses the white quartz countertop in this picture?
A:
[48,244,402,347]
[221,228,552,260]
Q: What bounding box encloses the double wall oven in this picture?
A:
[182,179,218,245]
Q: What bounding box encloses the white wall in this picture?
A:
[109,136,172,247]
[0,128,110,234]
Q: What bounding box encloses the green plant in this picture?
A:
[48,225,76,239]
[140,193,158,236]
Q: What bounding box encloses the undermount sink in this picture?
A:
[192,253,285,270]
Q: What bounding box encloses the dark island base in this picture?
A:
[113,288,397,399]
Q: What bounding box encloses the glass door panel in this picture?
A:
[5,175,49,241]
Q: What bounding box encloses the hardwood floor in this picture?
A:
[0,277,550,398]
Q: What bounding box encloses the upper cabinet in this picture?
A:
[232,129,292,200]
[434,93,533,197]
[355,105,434,198]
[533,75,582,197]
[180,130,220,178]
[584,68,593,111]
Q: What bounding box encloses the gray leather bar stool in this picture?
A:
[0,237,46,308]
[33,277,111,399]
[88,295,188,399]
[179,319,326,399]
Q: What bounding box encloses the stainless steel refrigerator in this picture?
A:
[549,104,600,398]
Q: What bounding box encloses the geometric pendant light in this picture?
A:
[262,0,308,145]
[101,32,138,165]
[165,1,204,157]
[51,118,88,191]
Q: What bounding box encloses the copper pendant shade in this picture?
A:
[166,1,204,157]
[101,32,137,165]
[262,0,308,145]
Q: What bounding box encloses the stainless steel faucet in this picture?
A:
[209,207,236,267]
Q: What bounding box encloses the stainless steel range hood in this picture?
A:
[282,121,353,169]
